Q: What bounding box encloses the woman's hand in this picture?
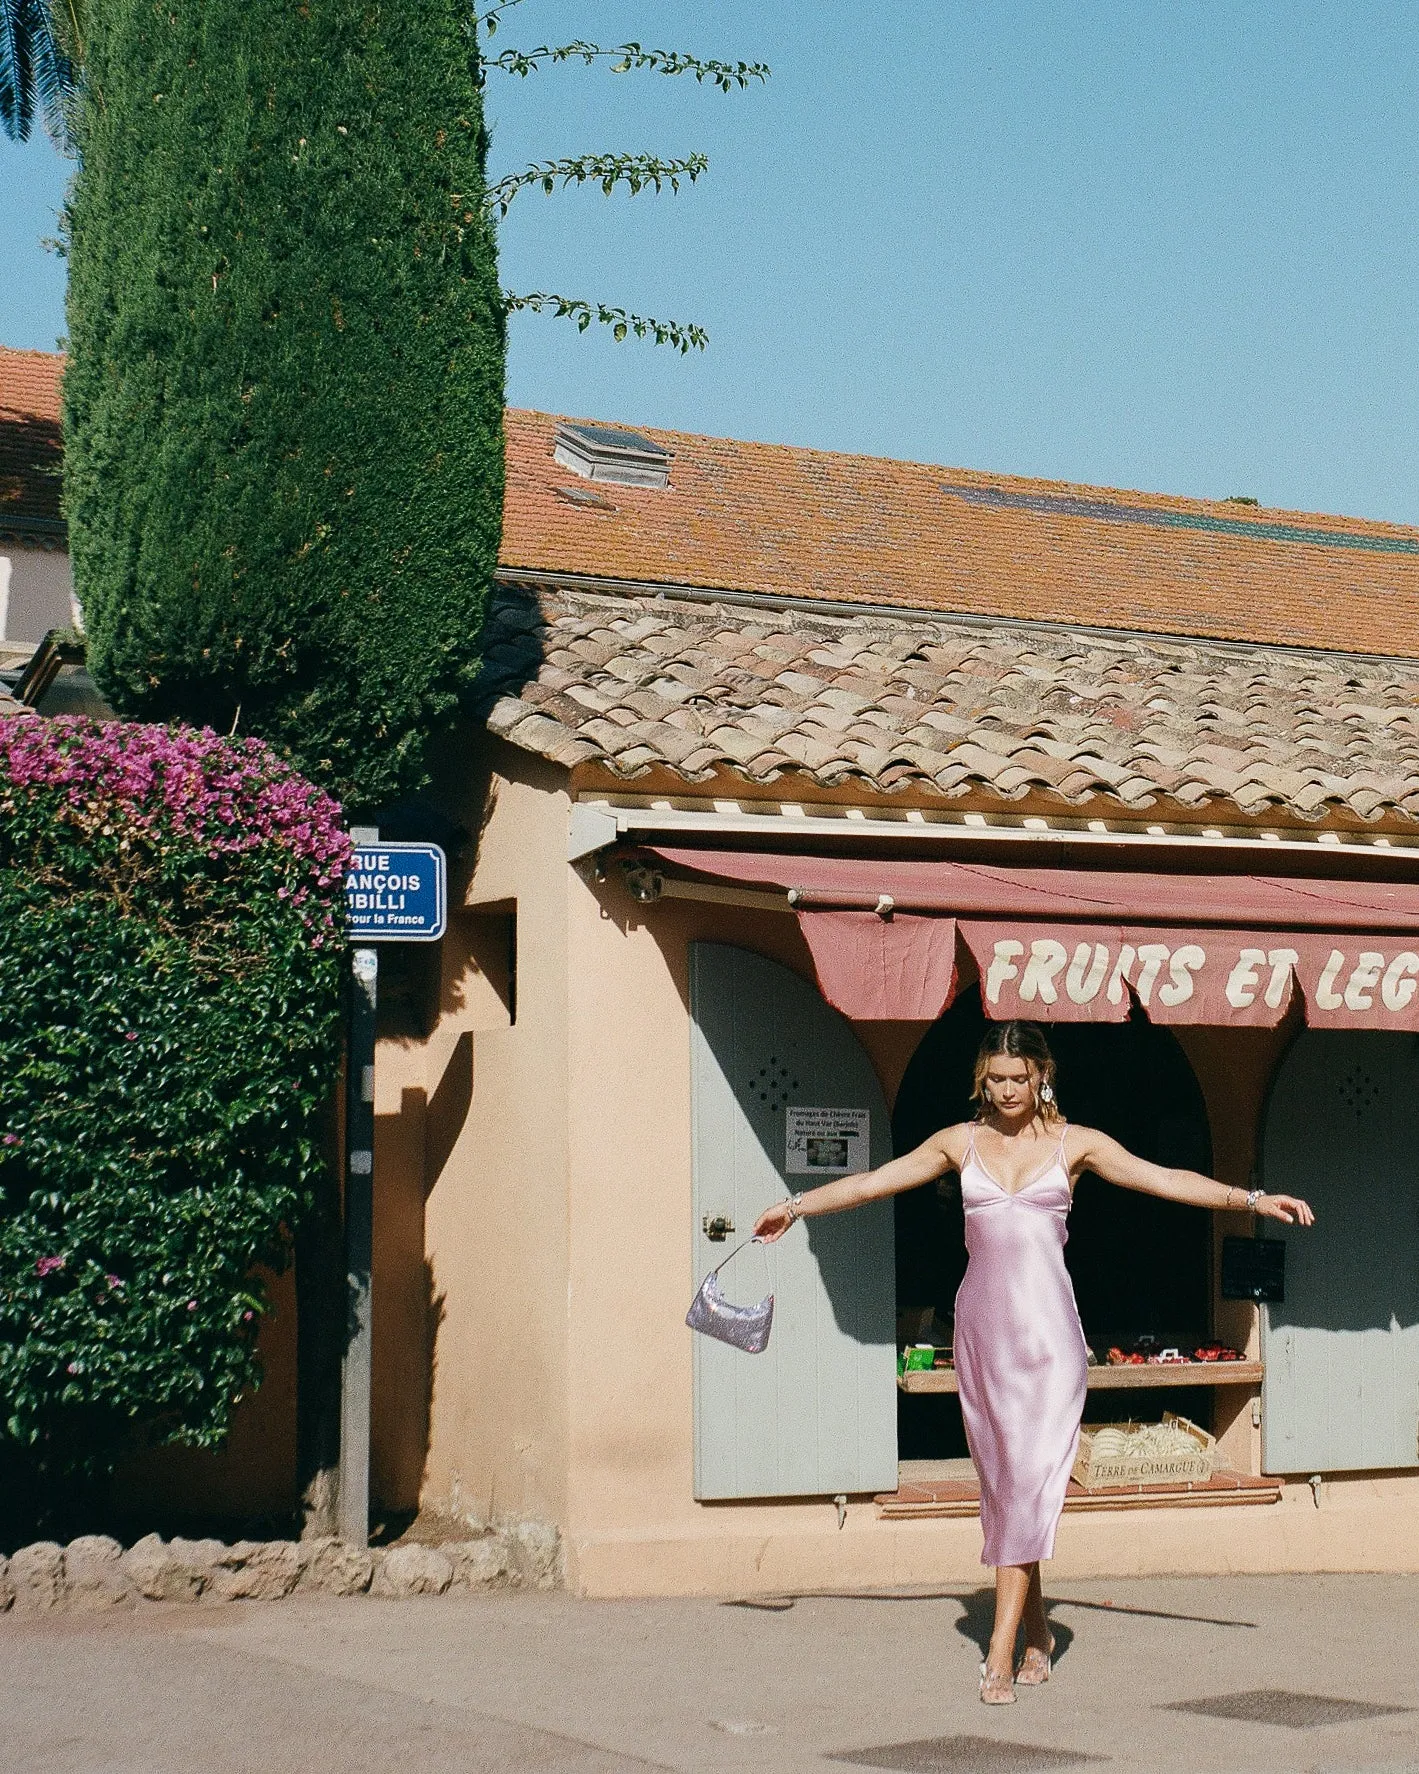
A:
[753,1200,796,1243]
[1257,1192,1315,1226]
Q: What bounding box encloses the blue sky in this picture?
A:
[4,2,1419,523]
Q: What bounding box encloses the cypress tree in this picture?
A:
[63,0,505,812]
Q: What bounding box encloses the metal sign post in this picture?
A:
[339,939,377,1546]
[338,831,447,1547]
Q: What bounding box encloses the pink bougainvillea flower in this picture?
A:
[1,1132,19,1146]
[36,1254,65,1277]
[0,717,352,880]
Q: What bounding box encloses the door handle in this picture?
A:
[702,1214,735,1242]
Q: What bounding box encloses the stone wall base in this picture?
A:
[0,1519,562,1614]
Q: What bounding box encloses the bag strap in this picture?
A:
[709,1234,764,1278]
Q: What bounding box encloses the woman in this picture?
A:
[754,1020,1314,1706]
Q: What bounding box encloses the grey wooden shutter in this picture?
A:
[689,942,897,1500]
[1260,1029,1419,1474]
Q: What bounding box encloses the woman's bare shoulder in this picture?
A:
[927,1122,974,1162]
[1061,1122,1112,1157]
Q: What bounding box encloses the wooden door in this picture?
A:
[1260,1029,1419,1473]
[689,943,897,1500]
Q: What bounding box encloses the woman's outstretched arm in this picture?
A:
[1073,1127,1315,1226]
[752,1129,962,1242]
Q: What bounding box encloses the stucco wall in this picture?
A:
[412,746,573,1532]
[542,856,1419,1596]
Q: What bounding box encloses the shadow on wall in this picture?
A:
[369,1032,471,1518]
[366,918,487,1521]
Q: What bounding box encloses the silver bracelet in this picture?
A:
[785,1193,804,1222]
[1246,1189,1262,1210]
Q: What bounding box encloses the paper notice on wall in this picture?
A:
[785,1107,871,1176]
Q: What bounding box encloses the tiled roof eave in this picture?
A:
[560,756,1419,840]
[476,580,1419,836]
[495,565,1419,674]
[0,518,68,548]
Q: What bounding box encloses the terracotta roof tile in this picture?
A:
[477,582,1419,830]
[503,409,1419,660]
[0,348,62,423]
[0,349,64,540]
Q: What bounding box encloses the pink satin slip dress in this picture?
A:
[953,1124,1088,1567]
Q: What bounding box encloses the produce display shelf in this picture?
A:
[876,1462,1281,1518]
[898,1360,1264,1395]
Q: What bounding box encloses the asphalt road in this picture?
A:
[3,1575,1418,1774]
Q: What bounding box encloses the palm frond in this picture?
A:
[0,0,76,145]
[0,0,36,142]
[26,0,75,145]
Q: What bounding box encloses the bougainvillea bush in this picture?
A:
[0,717,349,1484]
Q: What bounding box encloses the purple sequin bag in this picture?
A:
[686,1237,774,1354]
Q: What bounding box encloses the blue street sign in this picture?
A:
[344,841,447,943]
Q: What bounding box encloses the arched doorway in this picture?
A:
[892,986,1213,1457]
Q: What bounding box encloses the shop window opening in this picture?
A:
[891,986,1213,1461]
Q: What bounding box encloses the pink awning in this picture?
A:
[641,846,1419,1029]
[796,908,958,1022]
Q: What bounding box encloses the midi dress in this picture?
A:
[953,1124,1089,1568]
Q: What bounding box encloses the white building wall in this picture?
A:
[0,544,75,643]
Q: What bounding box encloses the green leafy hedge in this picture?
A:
[0,718,348,1481]
[63,0,506,813]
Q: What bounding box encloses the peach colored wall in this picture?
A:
[541,848,1419,1595]
[412,746,574,1531]
[1173,1022,1295,1474]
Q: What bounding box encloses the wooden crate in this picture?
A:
[1071,1412,1215,1491]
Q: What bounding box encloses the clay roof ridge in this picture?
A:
[496,568,1419,675]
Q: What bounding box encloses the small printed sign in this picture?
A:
[345,842,447,943]
[785,1106,871,1176]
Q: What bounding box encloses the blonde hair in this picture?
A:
[971,1020,1062,1124]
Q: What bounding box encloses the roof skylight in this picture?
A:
[554,422,671,489]
[941,483,1419,558]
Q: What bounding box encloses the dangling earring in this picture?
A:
[1039,1081,1055,1106]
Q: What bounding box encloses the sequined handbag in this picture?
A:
[686,1237,774,1354]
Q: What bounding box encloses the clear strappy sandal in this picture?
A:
[1016,1640,1055,1687]
[979,1660,1016,1705]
